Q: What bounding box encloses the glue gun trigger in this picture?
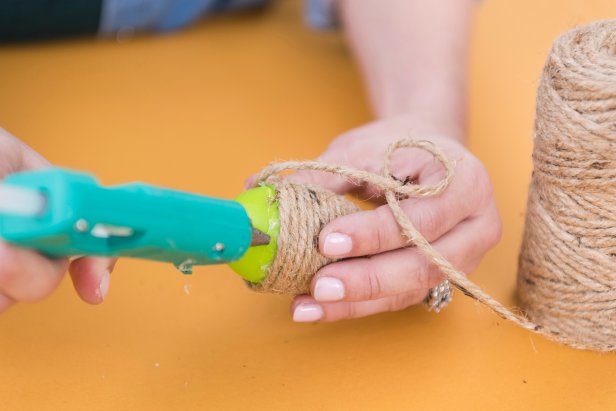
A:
[250,227,270,247]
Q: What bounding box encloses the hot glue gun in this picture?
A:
[0,168,280,284]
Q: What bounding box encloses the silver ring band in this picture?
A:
[424,280,453,313]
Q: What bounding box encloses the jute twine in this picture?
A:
[247,178,359,295]
[253,139,561,344]
[517,20,616,351]
[250,140,455,296]
[250,21,616,351]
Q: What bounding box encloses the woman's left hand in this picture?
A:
[260,116,501,322]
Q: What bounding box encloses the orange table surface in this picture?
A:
[1,1,616,410]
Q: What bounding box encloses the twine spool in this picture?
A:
[249,21,616,352]
[517,20,616,351]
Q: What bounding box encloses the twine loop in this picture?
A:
[257,139,455,200]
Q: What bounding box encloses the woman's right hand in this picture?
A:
[0,128,116,313]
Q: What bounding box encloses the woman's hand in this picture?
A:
[0,129,116,313]
[283,117,501,322]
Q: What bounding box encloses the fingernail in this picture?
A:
[314,277,345,301]
[98,270,110,301]
[293,303,323,322]
[323,232,352,256]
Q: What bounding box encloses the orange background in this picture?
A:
[1,1,616,409]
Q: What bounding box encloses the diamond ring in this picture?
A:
[424,280,453,313]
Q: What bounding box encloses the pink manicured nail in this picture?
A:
[323,232,352,256]
[293,303,323,322]
[99,270,110,301]
[314,277,345,301]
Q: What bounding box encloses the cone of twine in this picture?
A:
[251,20,616,351]
[517,20,616,351]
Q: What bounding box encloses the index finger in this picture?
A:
[318,156,493,258]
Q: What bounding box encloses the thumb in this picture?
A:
[0,128,49,174]
[20,143,50,170]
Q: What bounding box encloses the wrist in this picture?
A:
[364,61,468,143]
[376,107,467,145]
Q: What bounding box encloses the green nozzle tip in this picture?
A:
[229,185,279,283]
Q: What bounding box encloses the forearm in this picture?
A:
[339,0,476,142]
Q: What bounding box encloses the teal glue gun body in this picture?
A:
[0,168,254,274]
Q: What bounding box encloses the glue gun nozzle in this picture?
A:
[251,228,271,247]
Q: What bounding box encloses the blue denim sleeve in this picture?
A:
[99,0,338,35]
[304,0,338,30]
[99,0,267,35]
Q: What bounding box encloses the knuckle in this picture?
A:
[0,244,63,302]
[485,212,503,250]
[373,209,390,252]
[25,278,58,303]
[412,206,440,241]
[323,303,355,322]
[415,256,434,290]
[373,206,404,251]
[345,303,358,320]
[388,293,417,312]
[468,158,495,209]
[364,260,384,299]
